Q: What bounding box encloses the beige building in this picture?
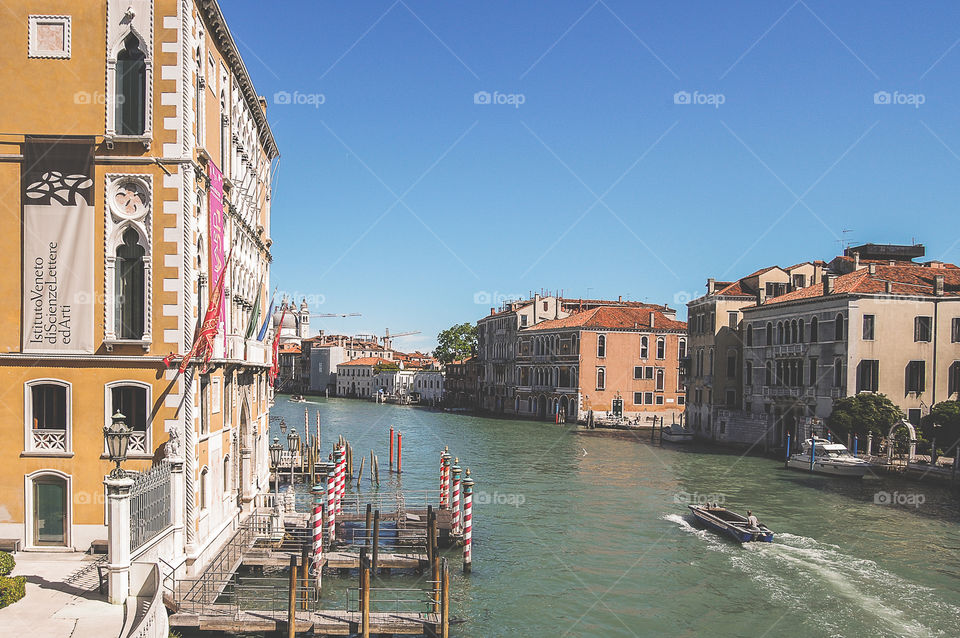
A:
[686,262,824,440]
[738,256,960,448]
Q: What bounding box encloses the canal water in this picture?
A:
[266,395,960,638]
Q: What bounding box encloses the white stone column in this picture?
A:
[241,447,253,503]
[168,457,185,556]
[104,475,135,605]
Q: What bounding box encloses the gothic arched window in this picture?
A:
[116,228,145,338]
[116,33,146,135]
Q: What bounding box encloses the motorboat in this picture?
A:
[688,505,774,543]
[661,423,693,443]
[786,437,870,477]
[291,394,307,403]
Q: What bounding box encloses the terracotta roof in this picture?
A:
[278,343,301,354]
[714,281,753,297]
[524,306,686,332]
[338,356,392,367]
[744,265,782,278]
[764,263,960,304]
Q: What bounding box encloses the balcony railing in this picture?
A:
[31,428,66,452]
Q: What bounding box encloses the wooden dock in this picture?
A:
[240,549,428,570]
[170,608,442,635]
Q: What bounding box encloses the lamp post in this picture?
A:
[279,418,287,435]
[269,437,282,498]
[103,411,132,479]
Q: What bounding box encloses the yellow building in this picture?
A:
[0,0,278,572]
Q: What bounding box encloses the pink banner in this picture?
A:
[208,162,226,345]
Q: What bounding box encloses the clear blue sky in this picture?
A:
[225,1,960,351]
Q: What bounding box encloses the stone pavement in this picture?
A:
[0,552,125,638]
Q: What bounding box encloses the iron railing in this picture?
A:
[130,462,172,552]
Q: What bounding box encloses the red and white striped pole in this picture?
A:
[336,444,346,515]
[462,468,473,574]
[450,460,462,535]
[311,484,324,584]
[440,448,451,509]
[326,466,336,544]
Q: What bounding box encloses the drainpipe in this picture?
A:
[932,276,944,408]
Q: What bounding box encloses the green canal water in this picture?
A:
[260,395,960,637]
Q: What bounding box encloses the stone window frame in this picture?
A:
[23,379,73,457]
[28,15,71,59]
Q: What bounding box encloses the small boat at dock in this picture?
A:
[661,423,693,443]
[687,505,774,543]
[786,437,870,477]
[291,394,307,403]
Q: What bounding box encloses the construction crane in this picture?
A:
[381,328,420,350]
[308,313,362,318]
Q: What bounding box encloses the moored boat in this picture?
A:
[661,423,693,443]
[688,505,774,543]
[786,437,870,477]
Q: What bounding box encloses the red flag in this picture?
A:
[177,248,232,374]
[268,305,287,386]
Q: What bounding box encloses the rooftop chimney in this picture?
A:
[618,295,622,303]
[868,263,877,275]
[934,274,945,297]
[885,280,893,294]
[649,311,655,328]
[707,278,716,294]
[853,253,861,269]
[490,307,495,316]
[823,275,835,295]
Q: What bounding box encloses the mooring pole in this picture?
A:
[431,546,440,614]
[426,505,434,568]
[441,557,450,638]
[287,554,297,638]
[326,465,337,544]
[336,444,346,515]
[450,460,462,535]
[389,426,394,468]
[462,469,473,574]
[374,455,380,486]
[371,509,381,574]
[357,456,365,488]
[785,431,791,468]
[397,432,403,474]
[361,564,371,638]
[300,543,310,610]
[365,504,372,548]
[316,411,321,451]
[311,485,324,592]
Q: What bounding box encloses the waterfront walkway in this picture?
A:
[0,552,124,638]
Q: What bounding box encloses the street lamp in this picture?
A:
[279,418,287,434]
[287,429,300,485]
[103,411,132,479]
[269,437,282,498]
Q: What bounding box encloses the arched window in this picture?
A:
[597,335,606,358]
[223,455,231,492]
[26,380,71,454]
[791,320,798,344]
[835,314,845,341]
[656,368,664,391]
[677,338,686,360]
[745,361,753,385]
[766,322,773,346]
[596,367,605,390]
[765,361,773,386]
[798,319,805,343]
[777,322,784,344]
[116,228,145,339]
[109,382,149,455]
[810,316,819,342]
[640,336,649,359]
[656,337,666,359]
[834,359,844,388]
[116,33,146,135]
[199,467,209,510]
[746,324,753,346]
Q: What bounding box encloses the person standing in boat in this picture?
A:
[747,511,759,528]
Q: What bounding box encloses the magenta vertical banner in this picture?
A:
[207,161,226,347]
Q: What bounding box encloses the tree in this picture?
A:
[826,393,902,439]
[921,401,960,454]
[435,322,477,365]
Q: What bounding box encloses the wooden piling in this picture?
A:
[300,543,310,610]
[357,456,365,487]
[347,443,353,478]
[431,549,440,614]
[364,504,372,548]
[374,455,380,486]
[287,554,297,638]
[441,557,450,638]
[389,426,394,468]
[371,509,381,574]
[361,565,371,638]
[426,505,434,568]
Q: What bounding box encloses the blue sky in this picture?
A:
[225,1,960,351]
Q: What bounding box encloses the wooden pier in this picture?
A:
[170,609,442,635]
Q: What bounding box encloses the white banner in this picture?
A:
[22,138,95,353]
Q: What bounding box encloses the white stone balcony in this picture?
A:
[31,428,66,452]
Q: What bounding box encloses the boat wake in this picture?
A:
[664,515,959,637]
